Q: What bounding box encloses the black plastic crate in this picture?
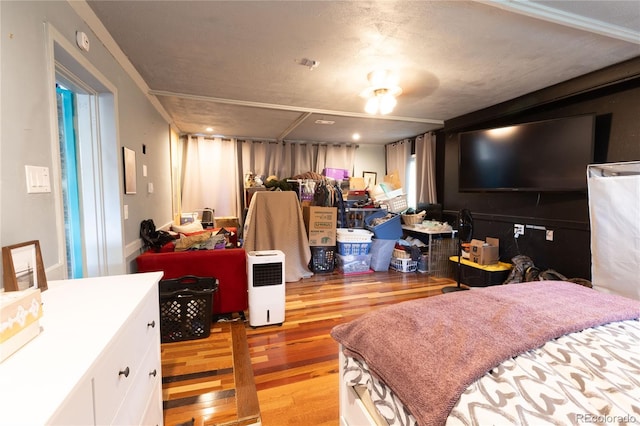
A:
[159,275,218,343]
[309,246,336,273]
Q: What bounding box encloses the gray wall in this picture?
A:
[0,1,386,285]
[1,1,173,283]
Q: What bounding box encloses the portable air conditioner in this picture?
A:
[246,250,285,327]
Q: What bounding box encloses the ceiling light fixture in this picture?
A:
[361,69,402,115]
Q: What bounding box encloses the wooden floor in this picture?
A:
[161,269,457,426]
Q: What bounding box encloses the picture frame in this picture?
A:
[363,171,377,188]
[2,240,47,292]
[123,146,137,194]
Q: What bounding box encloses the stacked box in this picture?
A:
[469,238,500,265]
[303,206,337,246]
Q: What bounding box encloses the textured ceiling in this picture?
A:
[84,0,640,144]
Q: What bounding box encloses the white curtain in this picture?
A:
[415,132,437,204]
[241,140,357,179]
[241,140,284,179]
[385,139,412,189]
[181,135,241,217]
[316,144,357,175]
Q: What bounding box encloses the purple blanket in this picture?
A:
[330,281,640,426]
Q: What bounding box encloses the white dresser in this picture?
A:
[0,272,164,425]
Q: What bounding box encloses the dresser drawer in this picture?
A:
[141,375,164,426]
[93,289,160,424]
[112,342,162,425]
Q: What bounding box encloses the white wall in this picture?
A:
[354,144,385,184]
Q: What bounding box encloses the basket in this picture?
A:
[337,228,374,242]
[309,246,336,273]
[392,248,411,259]
[390,257,418,273]
[337,241,372,255]
[401,211,426,225]
[159,275,217,343]
[380,194,408,213]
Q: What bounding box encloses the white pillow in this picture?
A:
[171,220,204,234]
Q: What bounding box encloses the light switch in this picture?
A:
[25,165,51,193]
[148,182,154,193]
[142,164,147,177]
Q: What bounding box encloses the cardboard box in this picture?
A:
[349,177,366,190]
[303,206,337,246]
[1,288,43,363]
[469,237,500,265]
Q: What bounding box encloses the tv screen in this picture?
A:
[458,114,595,192]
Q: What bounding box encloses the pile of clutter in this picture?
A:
[504,255,592,287]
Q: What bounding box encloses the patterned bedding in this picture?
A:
[343,319,640,426]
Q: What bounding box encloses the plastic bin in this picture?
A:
[369,239,397,271]
[159,275,218,343]
[309,246,336,273]
[336,253,372,275]
[365,210,403,240]
[390,257,418,273]
[380,194,408,213]
[337,228,373,242]
[337,241,372,255]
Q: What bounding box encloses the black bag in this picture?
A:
[140,219,174,251]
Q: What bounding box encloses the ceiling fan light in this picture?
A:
[379,93,397,115]
[368,69,398,89]
[365,97,379,114]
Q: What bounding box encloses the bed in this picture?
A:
[330,281,640,426]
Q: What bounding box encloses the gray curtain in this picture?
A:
[415,132,437,204]
[385,138,412,190]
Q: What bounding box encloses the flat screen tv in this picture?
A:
[458,114,595,192]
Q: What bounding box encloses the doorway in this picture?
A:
[49,27,125,278]
[56,85,83,278]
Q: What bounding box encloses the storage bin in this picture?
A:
[309,246,336,273]
[365,210,403,240]
[369,239,396,271]
[336,228,374,242]
[390,257,418,273]
[159,275,217,343]
[336,253,372,275]
[337,241,372,255]
[380,194,408,213]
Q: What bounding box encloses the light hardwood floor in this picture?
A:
[162,269,458,425]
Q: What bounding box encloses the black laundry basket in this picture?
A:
[159,275,218,343]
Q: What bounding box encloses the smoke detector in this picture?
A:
[297,58,320,70]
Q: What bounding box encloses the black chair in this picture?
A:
[442,209,473,293]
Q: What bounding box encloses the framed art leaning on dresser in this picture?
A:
[2,240,47,292]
